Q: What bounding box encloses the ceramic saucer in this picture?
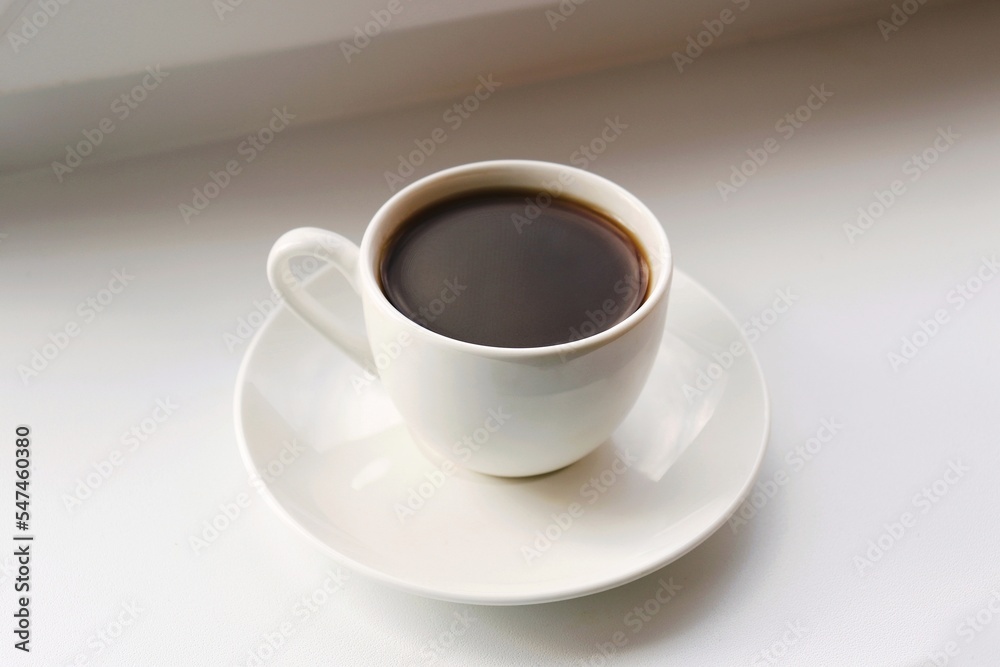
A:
[234,267,769,605]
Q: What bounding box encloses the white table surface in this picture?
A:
[3,2,1000,665]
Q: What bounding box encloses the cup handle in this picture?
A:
[267,227,374,370]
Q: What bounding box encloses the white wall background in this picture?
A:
[0,0,974,173]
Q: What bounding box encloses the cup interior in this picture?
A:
[359,160,671,353]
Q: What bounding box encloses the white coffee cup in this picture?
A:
[267,160,672,477]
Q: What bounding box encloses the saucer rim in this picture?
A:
[233,268,770,605]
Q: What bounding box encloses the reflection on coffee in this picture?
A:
[379,189,649,348]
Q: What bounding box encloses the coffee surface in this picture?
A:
[380,190,647,348]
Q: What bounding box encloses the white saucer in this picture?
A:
[234,267,769,605]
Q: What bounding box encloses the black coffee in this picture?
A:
[380,189,648,348]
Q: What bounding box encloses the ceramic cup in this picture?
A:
[267,159,672,477]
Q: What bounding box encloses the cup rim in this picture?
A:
[358,159,672,358]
